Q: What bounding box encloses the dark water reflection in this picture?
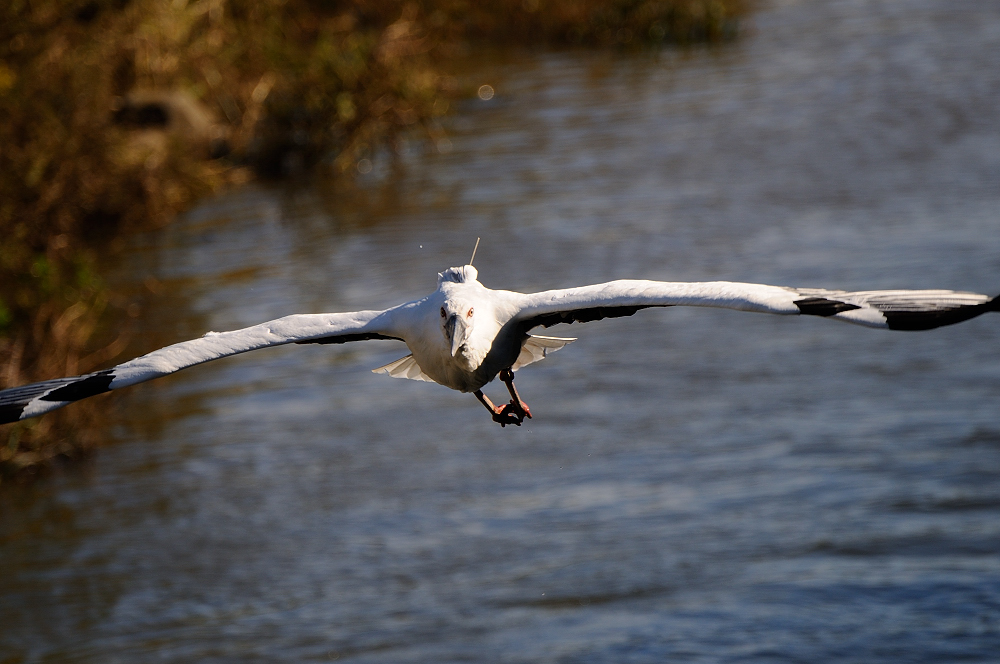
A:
[4,0,1000,661]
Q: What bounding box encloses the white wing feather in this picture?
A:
[110,310,393,388]
[515,281,801,315]
[3,309,399,422]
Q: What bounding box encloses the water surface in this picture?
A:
[3,0,1000,661]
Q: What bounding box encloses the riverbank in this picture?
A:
[0,0,747,479]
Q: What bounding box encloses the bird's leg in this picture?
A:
[475,389,524,427]
[499,368,532,421]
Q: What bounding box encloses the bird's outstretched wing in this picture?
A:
[0,310,401,424]
[511,280,1000,333]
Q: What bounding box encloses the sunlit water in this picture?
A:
[4,0,1000,661]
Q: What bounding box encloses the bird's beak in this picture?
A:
[447,314,470,357]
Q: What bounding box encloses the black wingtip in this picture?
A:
[884,296,1000,331]
[38,373,114,402]
[0,403,26,425]
[794,297,862,317]
[0,369,115,424]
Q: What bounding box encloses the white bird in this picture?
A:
[1,264,997,427]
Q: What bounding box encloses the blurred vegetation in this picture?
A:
[0,0,747,479]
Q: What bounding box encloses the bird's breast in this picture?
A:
[414,354,488,392]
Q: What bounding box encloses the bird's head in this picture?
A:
[436,265,495,371]
[440,299,478,365]
[437,265,478,285]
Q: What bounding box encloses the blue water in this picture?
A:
[3,0,1000,661]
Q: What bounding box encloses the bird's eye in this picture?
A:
[440,307,446,318]
[467,308,474,318]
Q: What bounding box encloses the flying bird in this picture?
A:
[1,265,997,427]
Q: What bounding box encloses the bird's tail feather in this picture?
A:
[371,354,436,382]
[512,335,576,371]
